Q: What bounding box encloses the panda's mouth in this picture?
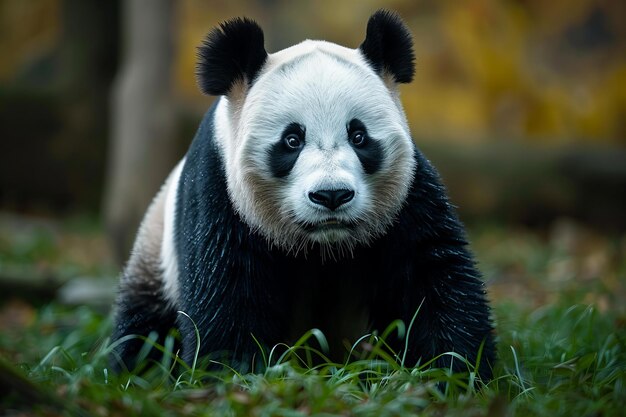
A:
[298,218,357,232]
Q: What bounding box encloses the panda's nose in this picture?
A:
[308,189,355,211]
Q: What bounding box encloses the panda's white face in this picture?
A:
[215,40,416,257]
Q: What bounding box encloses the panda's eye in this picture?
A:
[347,119,368,148]
[350,130,366,147]
[284,133,303,150]
[281,123,305,151]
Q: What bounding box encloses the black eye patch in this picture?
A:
[347,119,383,175]
[268,123,305,178]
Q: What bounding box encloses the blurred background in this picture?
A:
[0,0,624,312]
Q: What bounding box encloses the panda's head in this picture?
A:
[197,10,416,257]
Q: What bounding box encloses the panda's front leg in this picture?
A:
[371,242,495,381]
[174,251,289,372]
[403,251,495,380]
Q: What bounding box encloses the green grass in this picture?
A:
[2,301,624,416]
[1,218,625,416]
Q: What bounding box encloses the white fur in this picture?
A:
[217,40,416,256]
[160,158,185,303]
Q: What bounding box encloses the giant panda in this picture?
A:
[111,10,495,380]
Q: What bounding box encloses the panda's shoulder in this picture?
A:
[176,100,231,225]
[183,100,222,171]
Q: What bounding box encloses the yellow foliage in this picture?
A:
[162,0,619,144]
[403,84,489,142]
[575,67,626,140]
[5,0,621,143]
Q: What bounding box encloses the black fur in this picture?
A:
[196,17,268,95]
[111,101,495,378]
[359,10,415,83]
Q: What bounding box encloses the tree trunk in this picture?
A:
[103,0,178,263]
[421,142,626,232]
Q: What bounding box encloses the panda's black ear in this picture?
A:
[359,10,415,84]
[196,17,268,96]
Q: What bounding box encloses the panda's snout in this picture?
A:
[308,189,355,211]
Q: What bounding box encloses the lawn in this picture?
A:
[1,215,624,416]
